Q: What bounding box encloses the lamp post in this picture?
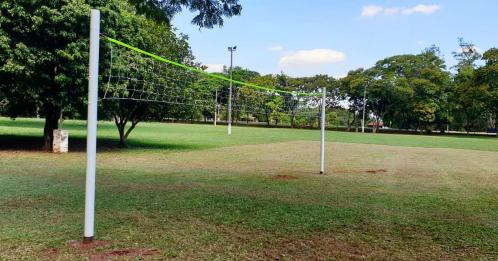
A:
[227,46,236,135]
[361,83,367,133]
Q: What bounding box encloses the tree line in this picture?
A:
[339,40,498,134]
[200,41,498,137]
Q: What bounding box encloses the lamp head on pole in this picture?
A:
[228,46,237,52]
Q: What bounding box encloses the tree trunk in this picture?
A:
[354,111,359,132]
[118,128,127,147]
[42,105,60,151]
[346,110,351,131]
[495,110,498,137]
[265,111,270,127]
[117,123,127,147]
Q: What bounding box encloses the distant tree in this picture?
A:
[451,39,489,132]
[266,96,285,126]
[248,75,277,126]
[339,69,368,131]
[366,49,450,133]
[452,38,482,70]
[452,66,489,132]
[477,48,498,133]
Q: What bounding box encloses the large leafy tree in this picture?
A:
[0,0,95,150]
[128,0,242,28]
[366,48,450,132]
[100,8,196,147]
[451,39,489,132]
[476,48,498,133]
[339,69,368,131]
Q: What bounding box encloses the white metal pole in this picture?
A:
[320,87,326,174]
[228,50,233,135]
[214,88,218,126]
[84,9,100,243]
[361,84,367,133]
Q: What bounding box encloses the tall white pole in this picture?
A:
[84,9,100,243]
[320,87,326,174]
[361,84,367,133]
[228,50,233,135]
[214,88,218,126]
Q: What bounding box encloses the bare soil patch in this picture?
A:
[272,174,298,180]
[365,169,387,174]
[68,240,110,251]
[90,248,160,261]
[42,248,58,258]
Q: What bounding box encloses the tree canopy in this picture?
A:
[128,0,242,28]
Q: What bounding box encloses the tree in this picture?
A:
[266,95,285,126]
[477,48,498,133]
[102,14,196,146]
[339,69,368,131]
[0,0,95,149]
[365,49,450,133]
[451,39,488,132]
[452,38,482,70]
[248,75,277,126]
[452,66,489,132]
[128,0,242,28]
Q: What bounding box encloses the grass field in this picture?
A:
[1,117,498,260]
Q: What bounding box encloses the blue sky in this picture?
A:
[172,0,498,77]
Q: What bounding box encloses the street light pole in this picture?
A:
[361,83,367,133]
[227,46,236,135]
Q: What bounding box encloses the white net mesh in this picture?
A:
[103,38,324,126]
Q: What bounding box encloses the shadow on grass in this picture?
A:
[0,135,202,152]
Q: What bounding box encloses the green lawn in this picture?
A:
[1,117,498,152]
[1,117,498,259]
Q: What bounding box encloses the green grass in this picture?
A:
[1,117,498,152]
[1,117,498,259]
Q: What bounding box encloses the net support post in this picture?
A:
[84,9,100,243]
[320,87,326,174]
[228,84,232,135]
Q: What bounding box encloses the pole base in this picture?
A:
[320,171,324,174]
[83,236,94,244]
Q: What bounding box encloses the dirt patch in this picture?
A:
[365,169,387,174]
[108,183,194,193]
[272,174,298,180]
[91,248,160,261]
[257,236,375,260]
[43,248,58,258]
[68,240,110,251]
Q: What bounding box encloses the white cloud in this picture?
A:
[267,45,283,52]
[361,5,384,17]
[204,64,225,73]
[361,4,441,17]
[384,7,401,15]
[279,49,346,67]
[402,4,441,15]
